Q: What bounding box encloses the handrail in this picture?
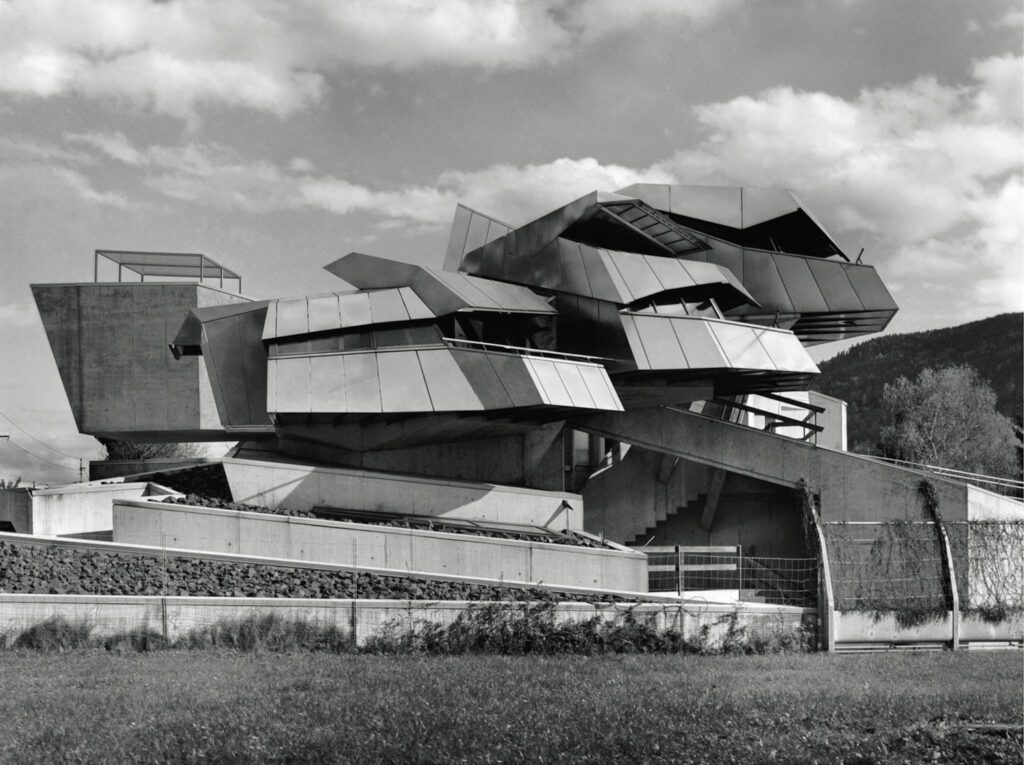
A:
[441,337,612,364]
[861,456,1024,491]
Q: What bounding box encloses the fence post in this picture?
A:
[675,545,682,598]
[737,546,743,599]
[806,504,835,653]
[936,521,960,651]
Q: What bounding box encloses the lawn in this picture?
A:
[0,651,1019,763]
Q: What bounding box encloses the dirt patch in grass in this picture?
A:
[0,651,1018,763]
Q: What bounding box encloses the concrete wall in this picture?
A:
[578,407,974,523]
[0,594,811,649]
[0,482,174,535]
[582,447,707,544]
[277,423,565,490]
[223,457,583,530]
[31,282,250,441]
[640,473,808,559]
[966,485,1024,521]
[0,490,31,533]
[112,499,645,591]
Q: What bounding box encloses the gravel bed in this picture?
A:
[0,541,629,602]
[160,494,608,549]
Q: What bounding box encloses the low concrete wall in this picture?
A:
[0,594,811,648]
[223,457,583,530]
[1,482,175,536]
[967,485,1024,521]
[112,500,646,592]
[834,610,1024,645]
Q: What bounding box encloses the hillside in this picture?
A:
[812,313,1023,452]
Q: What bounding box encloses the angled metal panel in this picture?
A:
[265,355,277,412]
[703,240,744,285]
[615,183,670,211]
[464,212,491,256]
[451,351,515,409]
[630,315,688,369]
[368,289,411,325]
[523,358,573,406]
[708,321,775,370]
[307,294,341,335]
[308,354,345,412]
[261,300,279,340]
[576,364,624,411]
[772,255,830,313]
[338,292,374,329]
[613,251,665,300]
[558,240,593,298]
[756,329,820,374]
[843,264,898,311]
[275,297,308,338]
[577,245,621,303]
[270,356,311,413]
[743,252,795,312]
[618,313,651,368]
[807,259,864,312]
[397,287,435,321]
[484,353,545,407]
[669,186,742,227]
[444,205,473,272]
[740,188,801,226]
[342,352,382,413]
[668,318,726,369]
[596,249,634,302]
[378,351,433,412]
[324,252,419,288]
[646,257,697,292]
[552,362,596,409]
[417,349,484,411]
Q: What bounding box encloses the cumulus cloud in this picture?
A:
[654,53,1024,321]
[63,132,671,224]
[0,0,738,119]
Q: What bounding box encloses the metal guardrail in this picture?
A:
[860,456,1024,492]
[441,337,612,364]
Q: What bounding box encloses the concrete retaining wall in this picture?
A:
[833,610,1023,646]
[112,499,646,591]
[223,457,583,530]
[0,594,811,648]
[0,482,175,536]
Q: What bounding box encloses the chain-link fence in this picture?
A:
[643,546,817,607]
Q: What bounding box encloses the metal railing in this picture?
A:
[441,337,612,364]
[642,546,817,607]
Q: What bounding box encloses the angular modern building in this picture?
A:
[31,186,906,542]
[19,183,1024,652]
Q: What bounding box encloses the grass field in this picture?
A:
[0,651,1019,763]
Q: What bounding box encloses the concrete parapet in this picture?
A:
[222,456,583,529]
[0,593,811,648]
[112,499,645,591]
[0,482,176,536]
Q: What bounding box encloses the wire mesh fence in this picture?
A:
[945,520,1024,616]
[823,521,949,618]
[643,547,817,607]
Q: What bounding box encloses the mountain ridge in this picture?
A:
[811,313,1022,452]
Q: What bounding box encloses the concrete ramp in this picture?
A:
[575,407,996,523]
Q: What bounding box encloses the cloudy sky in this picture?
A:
[0,0,1021,482]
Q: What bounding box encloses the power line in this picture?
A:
[0,437,78,473]
[0,408,81,460]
